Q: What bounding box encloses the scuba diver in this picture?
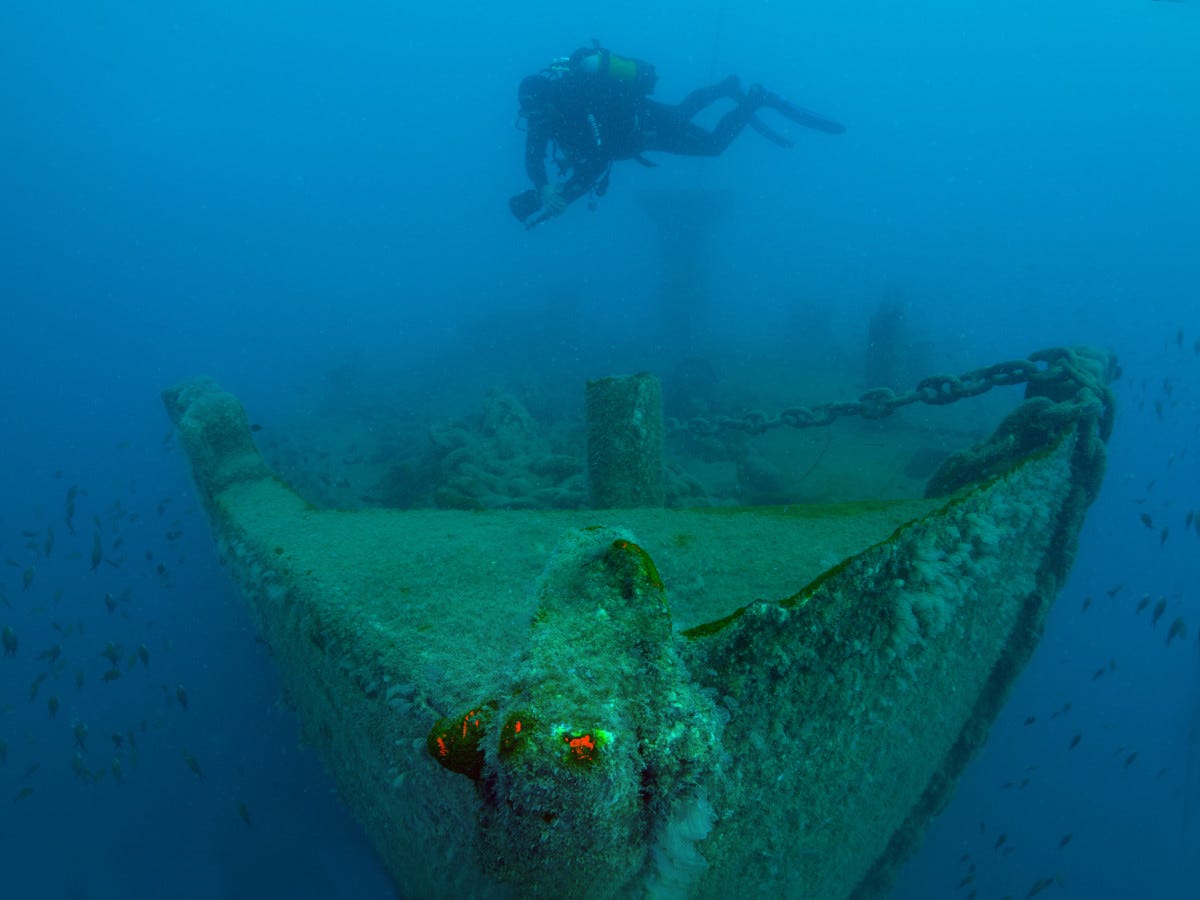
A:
[510,43,845,229]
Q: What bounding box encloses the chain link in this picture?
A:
[666,346,1115,438]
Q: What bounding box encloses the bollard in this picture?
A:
[586,373,664,508]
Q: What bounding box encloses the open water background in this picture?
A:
[1,2,1197,897]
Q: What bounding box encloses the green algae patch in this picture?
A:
[687,497,923,520]
[553,725,612,769]
[428,704,495,781]
[605,538,664,591]
[680,605,749,639]
[498,710,536,759]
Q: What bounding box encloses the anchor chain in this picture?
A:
[666,346,1117,439]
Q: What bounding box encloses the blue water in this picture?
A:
[1,2,1197,897]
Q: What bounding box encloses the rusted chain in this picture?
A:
[666,346,1117,438]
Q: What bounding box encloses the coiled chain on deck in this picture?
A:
[666,346,1116,439]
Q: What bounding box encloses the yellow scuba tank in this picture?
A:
[569,44,658,95]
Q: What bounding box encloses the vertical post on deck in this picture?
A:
[586,373,664,509]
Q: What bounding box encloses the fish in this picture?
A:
[73,720,88,751]
[1124,751,1139,769]
[138,644,150,667]
[1080,596,1092,612]
[104,593,117,613]
[36,645,61,665]
[176,685,189,710]
[237,801,252,827]
[1136,593,1151,614]
[44,527,54,557]
[1026,874,1061,897]
[1,625,17,656]
[64,485,79,530]
[1024,716,1036,726]
[1139,512,1154,529]
[1058,833,1072,849]
[1069,733,1081,750]
[1092,667,1105,681]
[29,672,48,701]
[994,832,1007,849]
[47,696,60,718]
[111,757,123,784]
[0,739,7,764]
[183,750,206,780]
[1152,597,1167,626]
[1050,701,1072,719]
[1160,526,1169,546]
[91,532,103,571]
[102,668,122,682]
[1166,617,1186,647]
[22,567,35,591]
[13,786,33,802]
[101,642,123,667]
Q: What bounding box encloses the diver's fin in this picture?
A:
[749,116,794,148]
[765,93,846,135]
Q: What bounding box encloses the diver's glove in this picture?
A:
[507,184,568,228]
[509,189,541,224]
[540,183,568,217]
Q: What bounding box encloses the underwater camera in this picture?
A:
[509,189,543,224]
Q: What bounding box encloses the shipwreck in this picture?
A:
[163,345,1115,898]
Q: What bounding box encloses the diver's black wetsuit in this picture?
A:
[524,77,764,206]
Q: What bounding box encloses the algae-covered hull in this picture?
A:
[163,349,1113,899]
